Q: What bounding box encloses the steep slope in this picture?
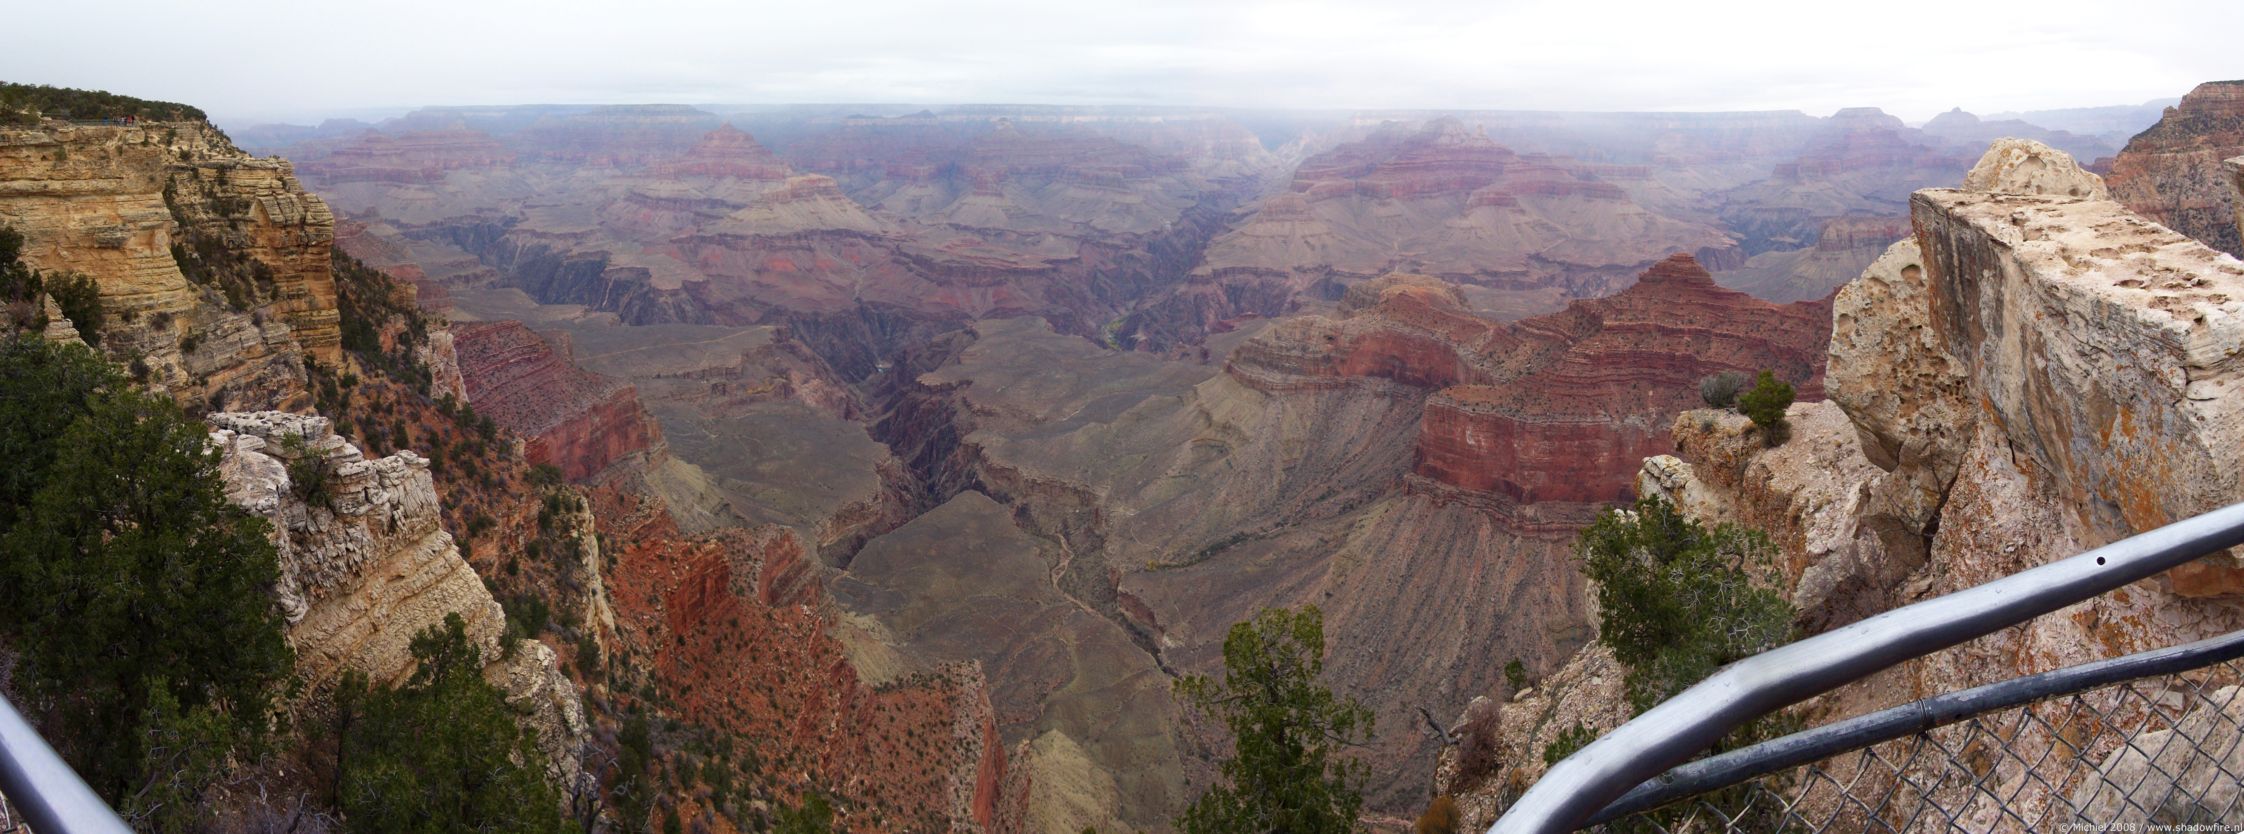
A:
[2107,80,2244,256]
[453,320,661,481]
[4,94,1023,833]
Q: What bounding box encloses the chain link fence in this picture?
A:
[1586,652,2244,833]
[0,792,31,834]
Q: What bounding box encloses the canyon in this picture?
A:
[233,99,2140,828]
[7,74,2215,833]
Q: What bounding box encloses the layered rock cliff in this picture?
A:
[1232,254,1829,531]
[2107,80,2244,256]
[1187,118,1733,329]
[207,410,588,788]
[453,320,660,481]
[0,119,345,410]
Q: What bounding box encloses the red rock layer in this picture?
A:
[1291,117,1514,200]
[592,486,1025,833]
[452,321,659,481]
[514,105,719,166]
[1231,255,1831,527]
[2106,80,2244,256]
[788,118,1187,188]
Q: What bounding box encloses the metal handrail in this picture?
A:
[0,693,132,834]
[1490,500,2244,834]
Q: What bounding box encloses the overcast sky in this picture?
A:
[4,0,2238,125]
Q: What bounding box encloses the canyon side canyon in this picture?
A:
[7,76,2244,833]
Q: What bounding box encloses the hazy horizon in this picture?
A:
[3,0,2238,126]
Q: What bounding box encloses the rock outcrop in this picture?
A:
[208,411,589,788]
[2107,80,2244,256]
[453,320,660,481]
[1960,137,2110,199]
[1457,140,2244,826]
[0,119,345,410]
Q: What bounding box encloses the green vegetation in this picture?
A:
[278,430,336,510]
[1541,723,1596,766]
[774,791,837,834]
[335,613,569,834]
[1503,658,1529,692]
[1578,495,1793,713]
[163,181,276,312]
[1737,370,1797,446]
[0,336,292,827]
[1573,496,1802,832]
[1696,370,1748,409]
[1174,605,1372,834]
[333,249,434,394]
[2,224,104,344]
[0,82,208,125]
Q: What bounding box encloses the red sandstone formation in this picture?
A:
[2107,80,2244,256]
[1232,255,1830,529]
[592,485,1025,833]
[452,321,659,481]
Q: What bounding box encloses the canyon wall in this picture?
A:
[2108,80,2244,257]
[453,320,660,481]
[0,119,347,410]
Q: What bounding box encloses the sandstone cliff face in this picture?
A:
[0,119,345,410]
[453,320,660,481]
[2107,80,2244,256]
[207,411,589,788]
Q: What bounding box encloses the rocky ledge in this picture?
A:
[208,411,589,788]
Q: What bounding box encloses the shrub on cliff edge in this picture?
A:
[1697,370,1748,409]
[1737,370,1796,446]
[1578,495,1793,714]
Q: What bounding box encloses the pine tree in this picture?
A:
[0,338,293,819]
[1174,605,1372,834]
[335,613,569,834]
